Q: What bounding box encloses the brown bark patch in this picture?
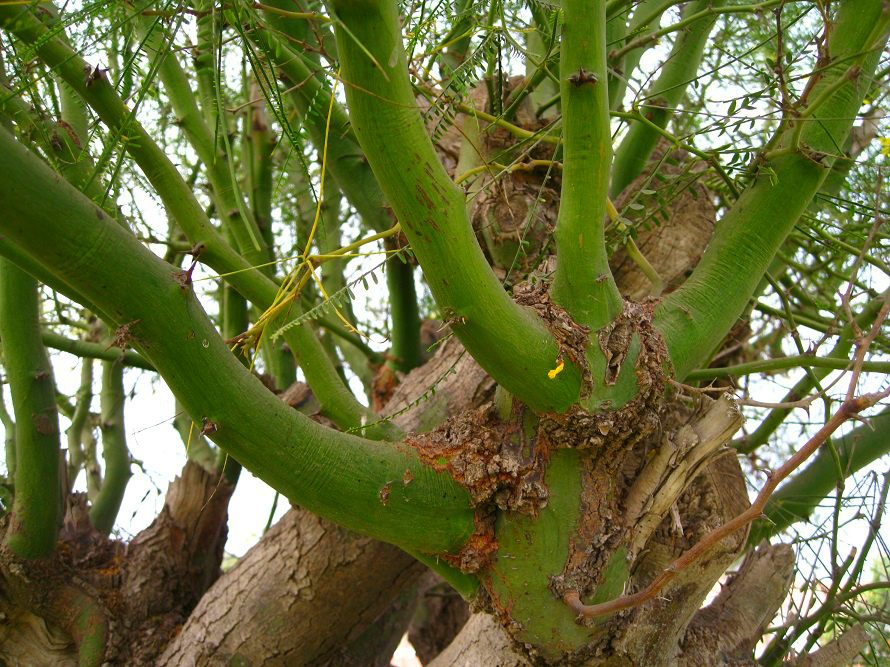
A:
[512,266,594,397]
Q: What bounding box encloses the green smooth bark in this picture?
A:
[66,359,93,491]
[249,13,394,234]
[0,126,475,555]
[654,0,890,380]
[89,360,131,535]
[607,0,669,111]
[327,0,582,414]
[386,256,423,373]
[550,0,622,329]
[0,259,61,558]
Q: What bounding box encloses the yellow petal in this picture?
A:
[548,361,565,379]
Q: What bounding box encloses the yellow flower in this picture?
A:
[880,137,890,157]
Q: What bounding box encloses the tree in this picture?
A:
[0,0,888,664]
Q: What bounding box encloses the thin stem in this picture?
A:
[42,331,155,371]
[89,359,131,535]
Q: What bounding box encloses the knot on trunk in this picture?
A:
[535,300,671,456]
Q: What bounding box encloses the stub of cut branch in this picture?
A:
[563,389,890,620]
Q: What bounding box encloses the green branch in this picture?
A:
[0,5,391,438]
[685,355,890,381]
[327,0,580,413]
[611,0,725,197]
[138,16,270,270]
[249,13,394,234]
[386,253,423,373]
[549,0,622,329]
[42,331,155,371]
[89,360,131,535]
[0,259,61,558]
[0,126,476,555]
[608,0,670,111]
[654,0,890,381]
[65,359,93,490]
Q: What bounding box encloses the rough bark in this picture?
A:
[681,543,795,663]
[795,626,869,667]
[408,571,472,664]
[426,450,761,667]
[0,460,233,665]
[159,506,424,665]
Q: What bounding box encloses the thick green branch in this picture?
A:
[0,126,475,555]
[549,0,622,329]
[654,0,890,380]
[327,0,580,413]
[0,259,61,558]
[0,5,390,438]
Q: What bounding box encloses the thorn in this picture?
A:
[200,417,218,436]
[568,67,598,87]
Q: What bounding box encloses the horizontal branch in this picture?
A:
[685,355,890,381]
[42,331,155,371]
